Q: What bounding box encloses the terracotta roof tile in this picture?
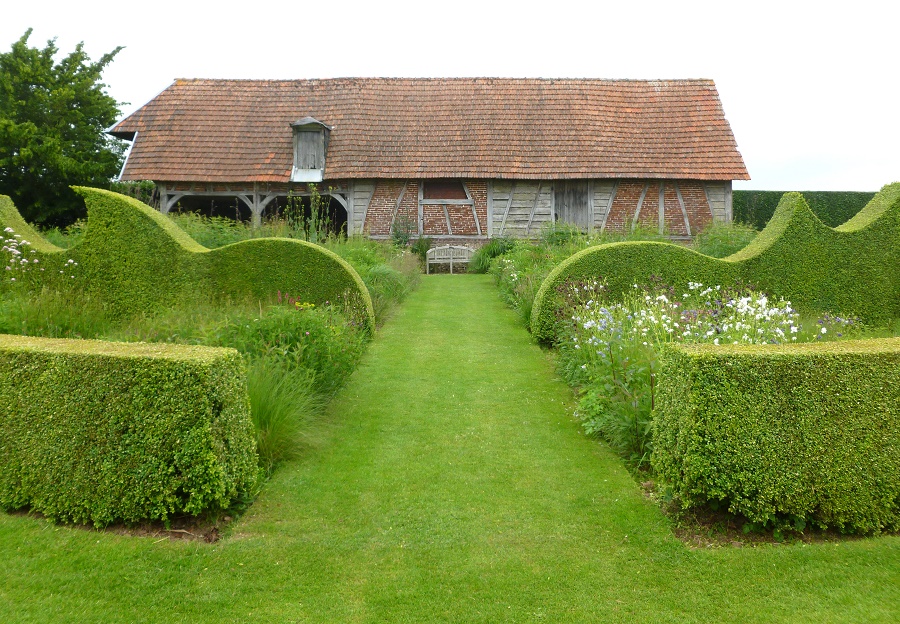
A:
[112,78,749,182]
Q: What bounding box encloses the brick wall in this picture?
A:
[662,182,687,235]
[362,179,488,238]
[601,179,713,235]
[465,181,488,235]
[679,181,713,235]
[364,180,408,236]
[605,181,646,232]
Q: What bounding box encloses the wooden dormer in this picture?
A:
[290,117,330,182]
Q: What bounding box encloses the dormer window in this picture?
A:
[291,117,330,182]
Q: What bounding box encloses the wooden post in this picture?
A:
[525,182,543,236]
[158,183,169,214]
[659,182,666,235]
[632,182,650,232]
[674,182,692,237]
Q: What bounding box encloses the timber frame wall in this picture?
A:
[156,178,732,240]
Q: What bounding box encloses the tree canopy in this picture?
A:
[0,29,126,225]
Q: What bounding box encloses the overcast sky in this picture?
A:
[4,1,898,191]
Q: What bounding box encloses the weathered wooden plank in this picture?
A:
[725,182,733,222]
[599,181,618,232]
[388,180,409,233]
[498,181,517,236]
[487,181,494,237]
[659,183,666,235]
[703,181,728,223]
[674,182,692,236]
[443,204,452,236]
[631,182,650,232]
[525,183,543,236]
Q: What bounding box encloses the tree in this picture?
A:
[0,29,126,225]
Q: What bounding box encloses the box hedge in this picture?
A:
[0,188,375,330]
[0,334,258,527]
[652,338,900,534]
[531,182,900,341]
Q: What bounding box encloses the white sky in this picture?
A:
[4,0,898,191]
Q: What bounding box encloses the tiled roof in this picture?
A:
[111,78,750,182]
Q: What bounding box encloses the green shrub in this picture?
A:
[469,237,515,273]
[208,303,366,396]
[410,236,432,266]
[652,338,900,534]
[363,263,412,323]
[208,236,373,329]
[0,287,109,339]
[691,221,757,258]
[0,334,258,527]
[38,219,87,250]
[531,183,900,341]
[734,190,875,229]
[247,356,322,474]
[168,212,247,249]
[0,188,375,331]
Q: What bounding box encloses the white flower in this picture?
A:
[821,327,827,334]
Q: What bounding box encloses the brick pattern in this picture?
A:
[363,179,488,237]
[680,181,714,235]
[113,78,749,183]
[364,180,407,236]
[604,182,645,232]
[600,179,712,235]
[636,183,660,231]
[446,205,477,235]
[662,183,688,236]
[466,180,488,235]
[422,204,447,236]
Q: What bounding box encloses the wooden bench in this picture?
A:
[425,245,475,274]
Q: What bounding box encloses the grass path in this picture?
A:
[1,275,898,622]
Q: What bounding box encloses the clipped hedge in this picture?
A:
[0,334,258,527]
[652,338,900,534]
[734,190,875,229]
[0,188,375,330]
[531,183,900,341]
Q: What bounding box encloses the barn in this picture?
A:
[110,78,749,242]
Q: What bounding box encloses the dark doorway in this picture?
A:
[171,195,251,221]
[264,194,348,238]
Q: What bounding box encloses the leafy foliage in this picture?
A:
[0,188,376,329]
[532,184,900,341]
[653,338,900,534]
[469,236,514,273]
[0,335,258,527]
[734,190,875,229]
[691,221,758,258]
[556,280,806,469]
[0,30,126,225]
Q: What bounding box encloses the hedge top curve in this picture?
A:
[531,182,900,342]
[0,188,375,330]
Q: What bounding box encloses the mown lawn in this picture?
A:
[1,275,897,622]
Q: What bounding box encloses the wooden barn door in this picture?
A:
[554,181,590,230]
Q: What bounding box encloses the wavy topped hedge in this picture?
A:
[531,183,900,342]
[0,188,374,329]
